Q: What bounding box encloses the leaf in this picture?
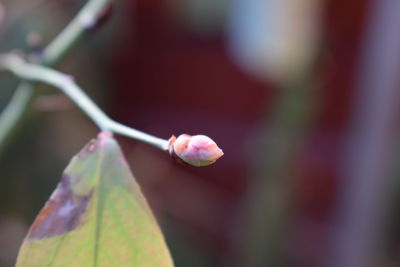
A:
[16,132,174,267]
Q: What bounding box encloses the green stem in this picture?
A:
[0,0,114,153]
[0,83,35,154]
[43,0,112,65]
[0,55,169,151]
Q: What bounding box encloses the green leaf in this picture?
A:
[16,132,174,267]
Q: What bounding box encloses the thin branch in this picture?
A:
[0,54,169,151]
[0,83,34,154]
[0,0,114,153]
[42,0,113,66]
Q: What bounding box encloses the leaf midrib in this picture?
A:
[93,142,106,267]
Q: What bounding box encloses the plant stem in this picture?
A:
[42,0,113,65]
[0,0,114,153]
[0,83,35,154]
[0,55,169,151]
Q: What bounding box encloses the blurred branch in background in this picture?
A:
[325,1,400,267]
[227,0,323,266]
[0,0,114,155]
[245,77,318,267]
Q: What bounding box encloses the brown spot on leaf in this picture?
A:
[86,139,97,153]
[76,138,98,161]
[75,132,113,160]
[27,175,92,240]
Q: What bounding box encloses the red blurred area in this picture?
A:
[109,0,371,265]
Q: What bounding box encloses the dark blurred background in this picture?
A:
[1,0,400,266]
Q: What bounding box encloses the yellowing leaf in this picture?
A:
[16,132,173,267]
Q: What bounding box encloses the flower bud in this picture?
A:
[168,134,224,167]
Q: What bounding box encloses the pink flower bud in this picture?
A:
[168,134,224,167]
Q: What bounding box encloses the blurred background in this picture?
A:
[1,0,400,266]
